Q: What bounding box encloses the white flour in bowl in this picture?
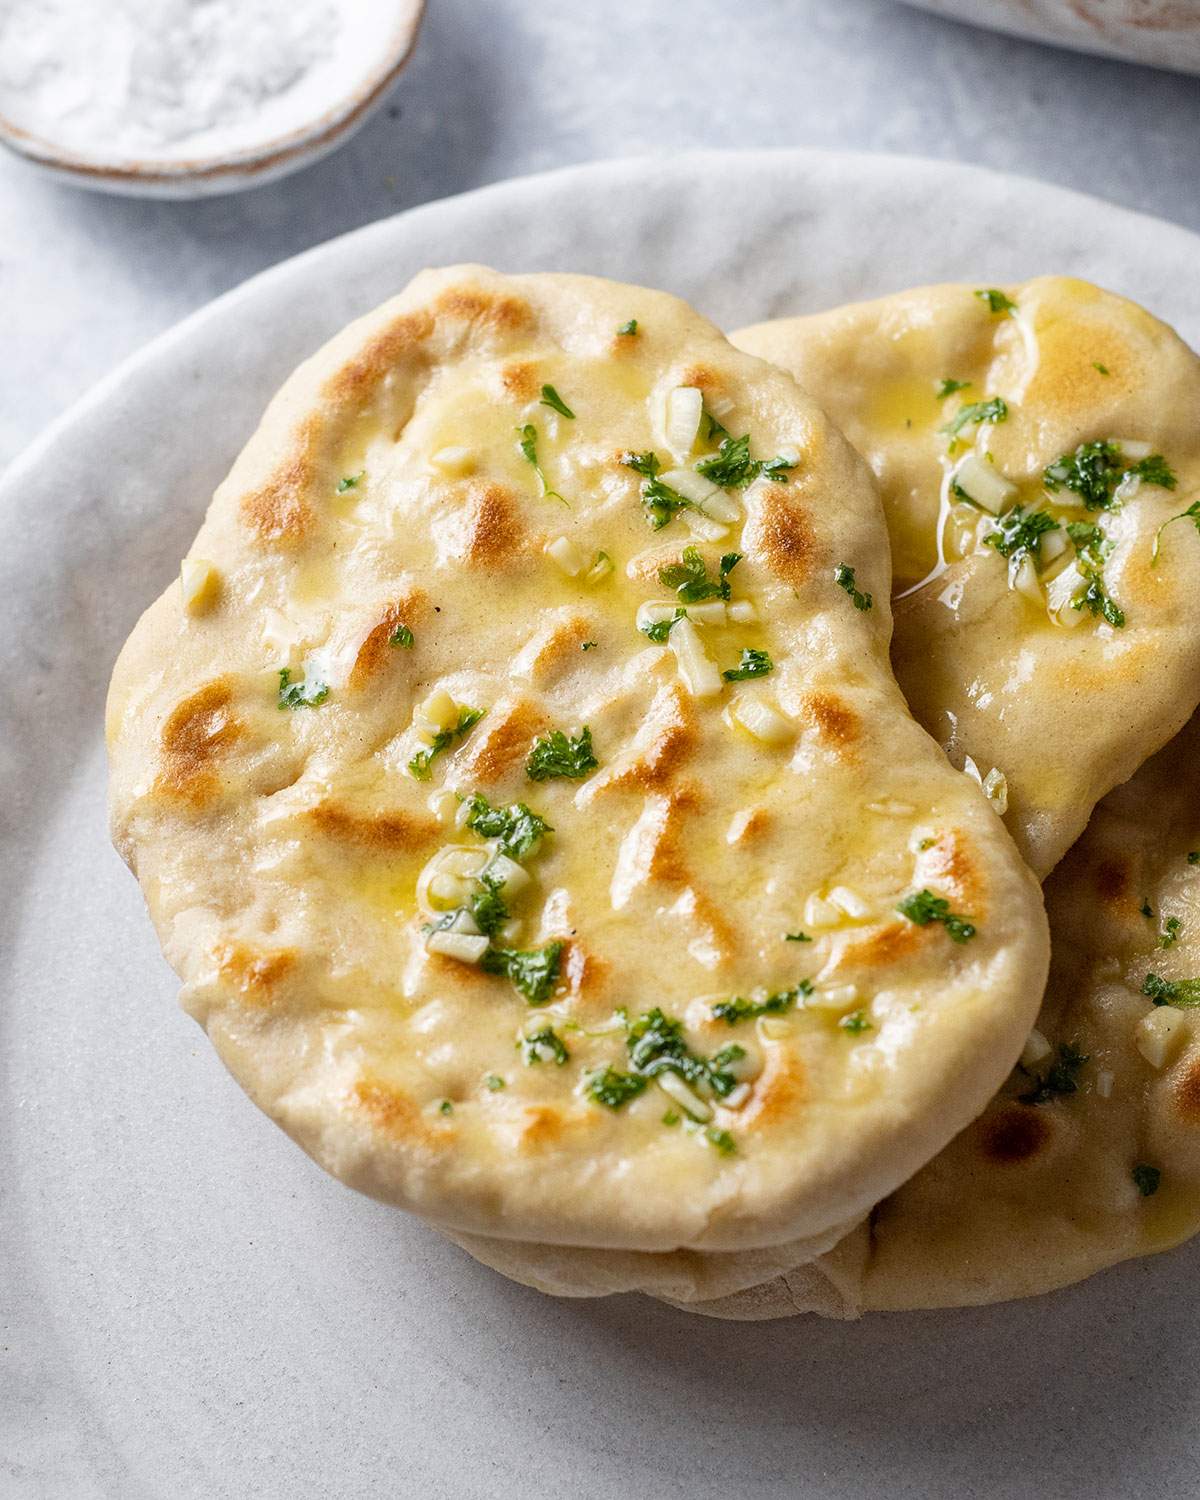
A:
[0,0,400,163]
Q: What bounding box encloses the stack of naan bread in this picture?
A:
[107,264,1200,1318]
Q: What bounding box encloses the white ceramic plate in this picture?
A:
[899,0,1200,75]
[5,150,1200,1500]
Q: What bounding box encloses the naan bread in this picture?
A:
[735,278,1200,878]
[107,266,1048,1257]
[688,711,1200,1315]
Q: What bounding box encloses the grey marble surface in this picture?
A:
[0,0,1197,468]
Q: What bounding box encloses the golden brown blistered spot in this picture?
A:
[348,591,429,689]
[434,285,535,336]
[240,421,320,548]
[1171,1050,1200,1125]
[978,1104,1051,1165]
[514,1103,596,1153]
[305,802,440,854]
[921,827,986,913]
[453,698,546,785]
[500,360,539,401]
[443,482,526,568]
[583,683,696,798]
[680,363,724,395]
[352,1078,451,1149]
[511,612,592,684]
[323,309,434,406]
[798,691,860,751]
[156,678,242,805]
[727,806,770,845]
[741,1047,806,1131]
[743,487,816,587]
[839,920,927,971]
[215,942,297,1006]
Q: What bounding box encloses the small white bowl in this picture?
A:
[0,0,425,198]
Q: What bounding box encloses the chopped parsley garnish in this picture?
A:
[1066,519,1111,564]
[627,1007,743,1097]
[1143,972,1200,1008]
[983,505,1058,564]
[695,433,794,489]
[389,623,414,648]
[539,384,575,419]
[839,1010,872,1034]
[1161,916,1183,950]
[521,1026,570,1066]
[703,407,730,444]
[277,667,328,709]
[704,1127,737,1156]
[712,983,811,1025]
[1019,1041,1088,1104]
[485,1074,506,1091]
[1093,362,1110,376]
[1133,1164,1161,1197]
[617,318,638,336]
[1151,499,1200,566]
[336,471,364,492]
[662,1110,681,1126]
[785,931,812,943]
[1189,851,1200,865]
[481,941,563,1005]
[834,563,873,611]
[641,475,694,530]
[526,726,598,781]
[1072,569,1125,629]
[581,640,598,651]
[516,423,566,505]
[722,648,773,681]
[438,1099,453,1115]
[640,607,686,643]
[976,288,1017,315]
[659,547,740,603]
[936,378,971,399]
[464,793,552,860]
[587,1067,647,1109]
[943,395,1008,440]
[896,888,976,943]
[1141,900,1155,920]
[1044,440,1177,512]
[470,875,510,938]
[622,449,661,479]
[407,706,485,780]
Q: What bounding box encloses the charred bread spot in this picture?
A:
[500,360,540,401]
[978,1104,1051,1165]
[156,678,242,804]
[436,482,527,569]
[240,434,319,547]
[839,920,927,970]
[215,941,298,1006]
[323,309,434,406]
[348,592,428,689]
[1093,856,1130,905]
[741,1047,806,1131]
[352,1078,451,1148]
[434,285,536,338]
[582,683,697,798]
[799,691,861,751]
[921,827,986,914]
[305,802,441,854]
[743,487,816,587]
[1170,1049,1200,1125]
[453,699,546,785]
